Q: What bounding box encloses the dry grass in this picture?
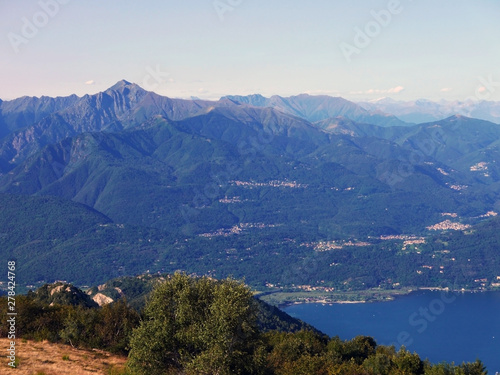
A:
[0,338,128,374]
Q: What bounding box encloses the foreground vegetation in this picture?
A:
[1,274,488,374]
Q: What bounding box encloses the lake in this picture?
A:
[283,290,500,373]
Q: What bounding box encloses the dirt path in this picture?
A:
[0,338,127,374]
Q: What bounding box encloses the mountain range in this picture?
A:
[1,81,499,291]
[358,97,500,124]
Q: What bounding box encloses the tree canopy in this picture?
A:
[127,273,265,375]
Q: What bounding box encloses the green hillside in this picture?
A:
[0,82,499,297]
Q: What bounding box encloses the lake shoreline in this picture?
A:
[258,286,500,308]
[281,290,500,372]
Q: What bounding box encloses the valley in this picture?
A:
[1,81,499,301]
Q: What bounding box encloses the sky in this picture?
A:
[1,0,499,102]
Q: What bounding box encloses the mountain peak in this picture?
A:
[369,97,397,104]
[104,80,149,102]
[447,114,469,120]
[217,97,241,106]
[108,80,136,91]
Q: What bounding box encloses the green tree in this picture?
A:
[342,336,377,365]
[96,299,140,354]
[328,358,369,375]
[127,273,265,375]
[424,362,456,375]
[59,306,100,348]
[265,330,328,375]
[363,352,394,375]
[423,360,487,375]
[327,336,345,365]
[0,295,68,342]
[392,347,424,374]
[456,360,487,375]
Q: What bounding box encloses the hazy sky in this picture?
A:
[1,0,499,101]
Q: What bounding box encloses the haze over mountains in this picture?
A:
[224,94,410,127]
[1,81,499,289]
[358,97,500,124]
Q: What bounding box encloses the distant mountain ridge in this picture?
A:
[224,93,411,127]
[2,80,500,293]
[0,82,419,179]
[2,81,499,229]
[358,97,500,124]
[0,94,79,139]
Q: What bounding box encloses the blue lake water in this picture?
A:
[283,291,500,372]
